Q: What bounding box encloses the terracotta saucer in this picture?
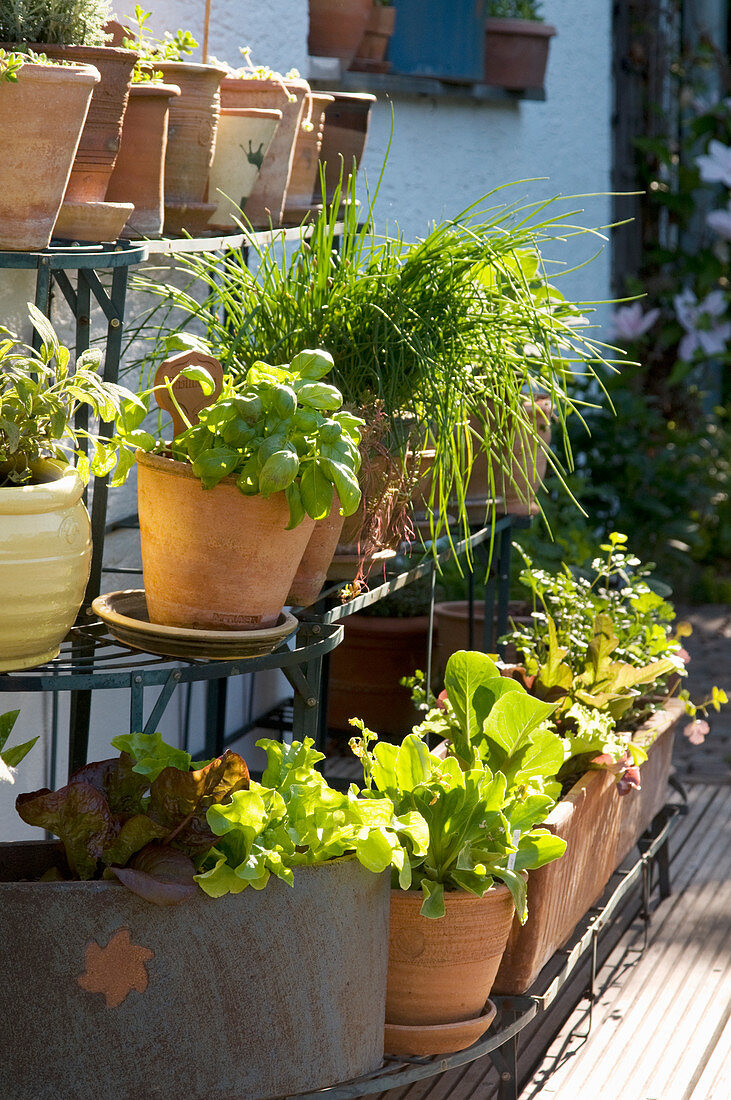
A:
[53,200,134,243]
[91,589,298,660]
[384,999,497,1057]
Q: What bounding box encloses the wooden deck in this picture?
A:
[376,783,731,1100]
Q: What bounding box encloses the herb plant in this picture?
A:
[0,0,113,46]
[350,650,567,919]
[487,1,544,19]
[112,349,364,528]
[120,5,197,62]
[0,306,139,487]
[0,710,37,784]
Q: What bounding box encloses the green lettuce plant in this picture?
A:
[349,650,567,919]
[112,348,364,528]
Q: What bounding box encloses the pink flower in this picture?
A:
[674,288,731,360]
[707,205,731,242]
[617,765,642,796]
[610,303,660,341]
[683,719,710,745]
[677,647,691,665]
[696,140,731,187]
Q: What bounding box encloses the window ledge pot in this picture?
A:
[0,848,389,1100]
[484,18,557,91]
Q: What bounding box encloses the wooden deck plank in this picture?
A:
[686,1002,731,1099]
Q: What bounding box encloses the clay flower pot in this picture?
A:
[208,107,282,230]
[327,614,431,736]
[484,18,557,90]
[316,91,376,205]
[0,62,99,250]
[153,60,228,206]
[287,496,344,607]
[41,44,137,203]
[352,3,396,71]
[385,884,516,1055]
[105,82,182,238]
[0,463,91,671]
[467,396,553,518]
[135,451,315,630]
[308,0,374,67]
[283,92,334,223]
[220,77,308,227]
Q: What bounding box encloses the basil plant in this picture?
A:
[114,349,364,529]
[349,650,568,919]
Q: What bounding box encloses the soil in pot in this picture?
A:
[0,62,99,250]
[105,81,181,238]
[0,462,91,671]
[136,450,315,630]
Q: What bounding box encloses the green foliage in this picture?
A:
[0,46,24,79]
[120,5,197,63]
[126,166,618,548]
[194,737,426,898]
[0,710,37,782]
[487,0,543,20]
[16,742,250,900]
[0,306,139,486]
[350,650,567,920]
[113,349,364,528]
[0,0,113,45]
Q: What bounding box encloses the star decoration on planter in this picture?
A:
[77,928,154,1008]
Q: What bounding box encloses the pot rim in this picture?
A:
[389,877,523,906]
[485,18,557,37]
[128,81,181,98]
[152,59,229,77]
[0,461,84,512]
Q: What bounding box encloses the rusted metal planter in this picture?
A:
[493,698,684,994]
[0,845,389,1100]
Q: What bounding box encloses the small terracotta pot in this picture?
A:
[308,0,374,66]
[352,4,396,67]
[105,82,181,238]
[316,91,376,205]
[386,884,516,1034]
[135,451,315,630]
[153,60,227,206]
[433,600,531,674]
[468,397,552,517]
[327,614,431,735]
[283,92,334,222]
[41,44,137,203]
[287,496,345,607]
[208,107,282,230]
[220,78,308,227]
[0,62,99,250]
[484,18,557,91]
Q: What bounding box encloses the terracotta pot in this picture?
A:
[0,462,91,671]
[352,3,396,69]
[316,91,376,205]
[287,496,345,607]
[327,614,431,735]
[105,82,181,238]
[0,844,390,1100]
[433,599,532,674]
[492,699,684,994]
[41,44,137,203]
[308,0,374,66]
[208,107,282,230]
[135,451,315,630]
[283,92,334,222]
[484,18,557,91]
[386,883,516,1046]
[153,60,227,207]
[219,78,308,227]
[0,62,99,250]
[468,396,552,518]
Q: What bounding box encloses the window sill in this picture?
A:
[310,70,546,103]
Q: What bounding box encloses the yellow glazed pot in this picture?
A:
[0,463,91,671]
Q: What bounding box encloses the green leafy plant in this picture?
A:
[112,349,364,528]
[487,1,544,19]
[0,710,37,783]
[349,649,567,919]
[0,46,24,79]
[0,306,139,487]
[120,5,197,62]
[16,732,250,903]
[126,165,618,552]
[195,737,426,898]
[0,0,113,45]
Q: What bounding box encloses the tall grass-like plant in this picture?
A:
[127,164,617,550]
[0,0,112,46]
